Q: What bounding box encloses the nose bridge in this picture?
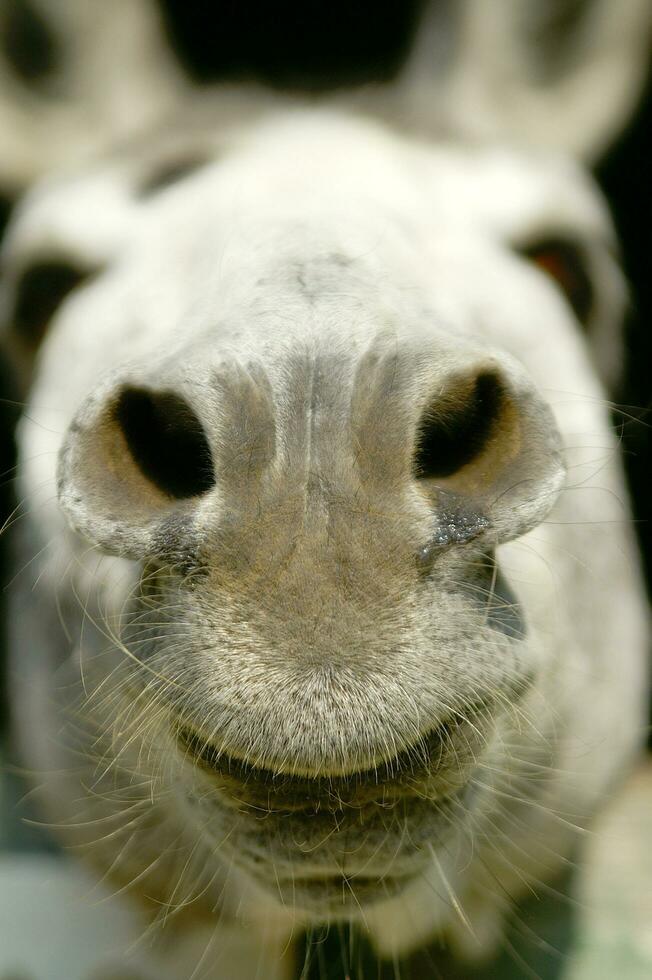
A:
[202,356,278,492]
[196,344,425,597]
[269,338,440,496]
[350,339,423,489]
[273,346,356,482]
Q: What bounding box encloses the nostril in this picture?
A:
[413,371,504,479]
[411,361,564,546]
[57,380,218,557]
[114,387,215,499]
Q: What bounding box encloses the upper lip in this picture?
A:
[269,871,415,890]
[173,710,484,812]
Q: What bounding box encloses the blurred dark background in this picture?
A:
[0,0,650,736]
[597,89,652,600]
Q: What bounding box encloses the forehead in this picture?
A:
[5,109,609,272]
[136,119,609,257]
[2,111,614,393]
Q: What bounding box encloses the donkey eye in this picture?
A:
[520,237,594,326]
[10,258,94,350]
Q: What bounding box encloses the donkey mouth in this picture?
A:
[266,871,416,910]
[175,721,414,810]
[173,707,485,814]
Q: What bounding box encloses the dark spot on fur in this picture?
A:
[1,0,59,87]
[294,262,308,294]
[431,491,491,547]
[327,251,352,268]
[0,190,16,241]
[153,512,208,579]
[417,491,491,570]
[139,156,209,197]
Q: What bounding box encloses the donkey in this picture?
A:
[1,100,648,978]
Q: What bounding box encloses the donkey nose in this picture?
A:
[57,350,564,561]
[110,386,215,500]
[56,376,220,558]
[353,348,565,548]
[412,363,564,545]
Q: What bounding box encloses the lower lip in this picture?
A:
[266,872,414,902]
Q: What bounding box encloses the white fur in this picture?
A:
[2,106,648,978]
